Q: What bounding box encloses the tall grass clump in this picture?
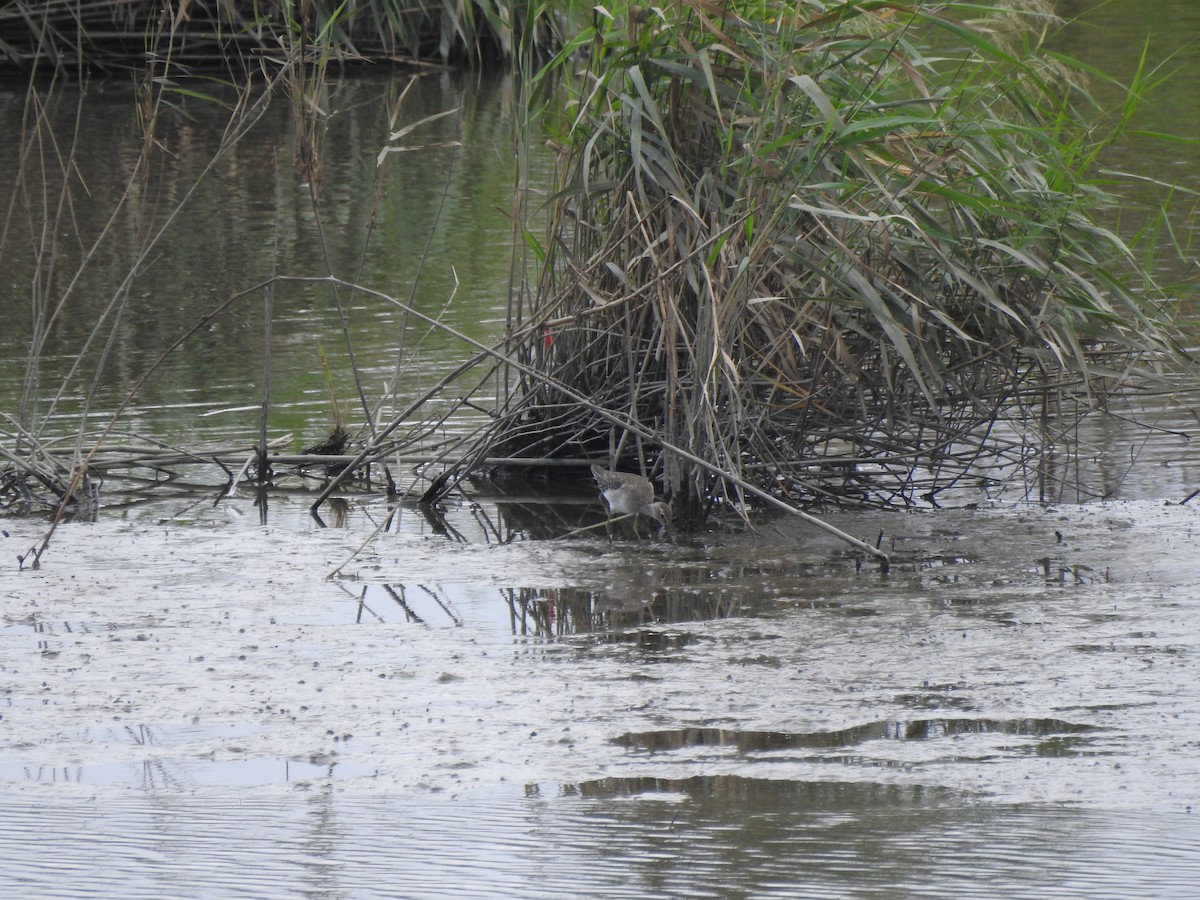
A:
[465,0,1180,521]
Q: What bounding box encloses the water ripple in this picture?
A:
[2,782,1198,899]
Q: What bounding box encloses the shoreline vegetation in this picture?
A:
[0,0,575,72]
[1,1,1193,566]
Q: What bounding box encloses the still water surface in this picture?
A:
[0,70,526,445]
[3,6,1200,898]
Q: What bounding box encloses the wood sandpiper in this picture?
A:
[591,465,672,535]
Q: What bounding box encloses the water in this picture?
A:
[0,70,526,445]
[1053,0,1200,285]
[4,787,1198,898]
[4,491,1200,897]
[4,7,1200,898]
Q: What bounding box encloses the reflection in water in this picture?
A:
[0,72,544,451]
[561,776,1200,899]
[504,581,762,637]
[335,581,464,627]
[616,718,1099,757]
[360,573,765,637]
[2,781,1199,899]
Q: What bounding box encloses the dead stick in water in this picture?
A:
[257,251,274,484]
